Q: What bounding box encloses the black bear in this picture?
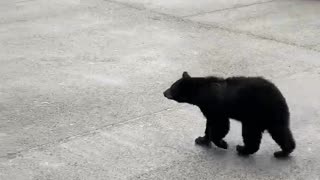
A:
[163,72,295,158]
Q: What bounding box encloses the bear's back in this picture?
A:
[223,76,289,125]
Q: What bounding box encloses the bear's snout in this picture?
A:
[163,89,173,99]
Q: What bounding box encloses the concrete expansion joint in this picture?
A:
[181,0,276,18]
[0,106,181,160]
[104,0,320,54]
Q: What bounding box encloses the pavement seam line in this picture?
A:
[103,0,145,11]
[0,106,183,159]
[104,0,320,53]
[181,0,276,18]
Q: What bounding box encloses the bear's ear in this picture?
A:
[182,71,191,79]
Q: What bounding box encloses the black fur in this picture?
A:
[164,72,295,158]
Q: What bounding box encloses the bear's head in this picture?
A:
[163,71,193,103]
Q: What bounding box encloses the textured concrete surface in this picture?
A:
[0,0,320,179]
[188,0,320,51]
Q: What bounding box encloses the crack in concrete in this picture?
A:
[15,0,37,4]
[0,106,182,160]
[182,0,276,18]
[104,0,146,11]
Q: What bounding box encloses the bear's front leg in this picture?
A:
[195,124,211,146]
[195,130,228,149]
[195,118,229,149]
[237,124,262,156]
[210,118,229,149]
[212,139,228,149]
[195,136,211,146]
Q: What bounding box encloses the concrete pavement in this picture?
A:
[0,0,320,179]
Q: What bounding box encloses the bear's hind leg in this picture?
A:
[268,126,295,158]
